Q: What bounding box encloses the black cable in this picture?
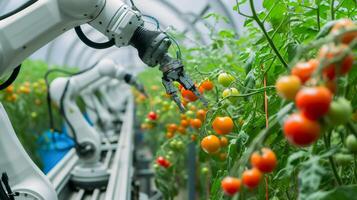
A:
[0,65,21,90]
[44,61,100,137]
[0,0,37,20]
[74,26,115,49]
[59,80,80,148]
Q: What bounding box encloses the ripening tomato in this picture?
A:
[242,168,262,189]
[219,153,227,161]
[191,134,197,141]
[221,177,241,196]
[196,109,207,122]
[319,44,354,80]
[212,116,234,135]
[218,73,235,87]
[283,113,321,146]
[250,148,277,173]
[167,123,178,133]
[200,80,214,91]
[291,59,319,83]
[201,135,221,154]
[295,86,332,120]
[220,136,229,147]
[177,126,186,134]
[275,75,301,100]
[330,19,357,44]
[324,79,337,94]
[222,87,239,103]
[147,111,158,121]
[166,132,174,139]
[190,118,202,129]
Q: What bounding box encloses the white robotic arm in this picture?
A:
[49,59,144,189]
[0,0,205,110]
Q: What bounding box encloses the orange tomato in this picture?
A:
[166,132,174,139]
[212,116,234,135]
[220,136,229,147]
[180,119,189,128]
[250,148,277,173]
[219,153,227,161]
[177,126,186,134]
[291,59,319,83]
[242,168,262,189]
[5,85,14,94]
[190,118,202,129]
[167,124,178,133]
[275,75,301,100]
[201,135,221,154]
[221,177,241,196]
[200,80,214,91]
[196,109,207,122]
[191,134,197,141]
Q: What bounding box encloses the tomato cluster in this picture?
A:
[276,19,356,147]
[179,79,214,103]
[221,148,277,195]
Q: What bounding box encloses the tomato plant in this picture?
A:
[134,0,357,199]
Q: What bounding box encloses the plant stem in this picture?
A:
[331,0,335,20]
[329,156,343,185]
[248,0,288,68]
[323,132,343,185]
[316,5,321,31]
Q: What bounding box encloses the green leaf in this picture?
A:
[307,185,357,200]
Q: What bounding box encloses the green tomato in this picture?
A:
[218,73,235,87]
[153,163,160,170]
[170,140,178,148]
[201,167,209,175]
[346,134,357,153]
[326,97,352,125]
[334,153,354,166]
[168,151,175,156]
[222,87,239,103]
[176,141,184,149]
[186,110,195,118]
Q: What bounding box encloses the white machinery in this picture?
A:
[81,78,120,141]
[0,0,206,199]
[49,59,145,190]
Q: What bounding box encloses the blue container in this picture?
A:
[38,130,74,174]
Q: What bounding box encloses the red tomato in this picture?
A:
[147,111,158,121]
[291,59,319,83]
[242,168,262,189]
[250,148,277,173]
[156,156,170,168]
[295,86,332,120]
[181,86,204,102]
[221,177,241,196]
[319,44,354,80]
[283,113,321,146]
[330,19,357,44]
